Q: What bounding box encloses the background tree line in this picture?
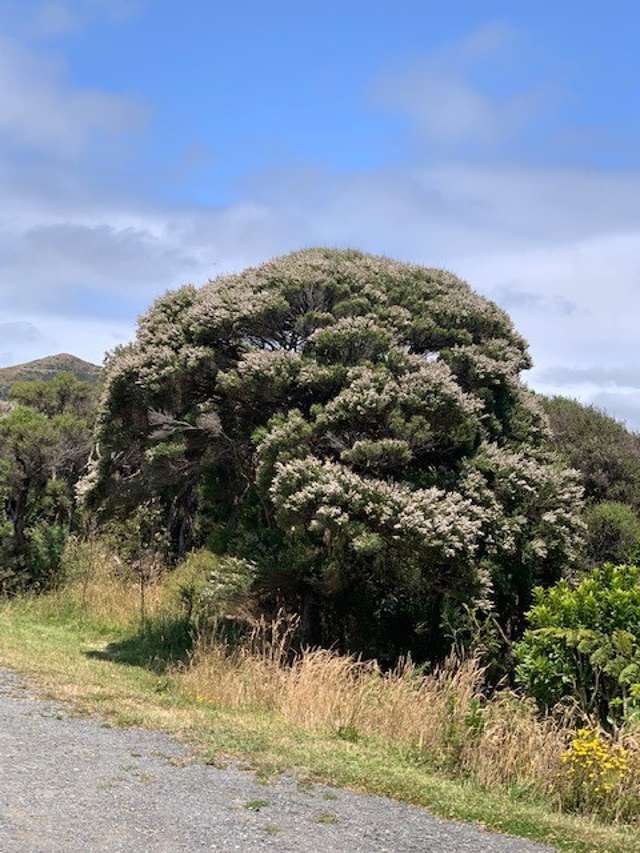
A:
[0,373,94,592]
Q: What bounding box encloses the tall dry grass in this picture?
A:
[182,618,567,799]
[181,614,640,823]
[48,537,169,629]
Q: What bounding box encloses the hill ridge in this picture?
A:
[0,353,101,398]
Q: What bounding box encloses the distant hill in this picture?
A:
[0,354,101,398]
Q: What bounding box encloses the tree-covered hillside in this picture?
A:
[543,395,640,508]
[0,354,100,399]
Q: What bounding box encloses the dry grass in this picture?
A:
[182,614,640,824]
[49,537,170,630]
[183,620,567,801]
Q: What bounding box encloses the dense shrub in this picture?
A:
[25,521,69,588]
[84,249,584,660]
[544,396,640,508]
[515,564,640,724]
[560,727,637,821]
[584,501,640,566]
[168,549,256,636]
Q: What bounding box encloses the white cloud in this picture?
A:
[85,0,145,23]
[0,35,146,154]
[537,366,640,388]
[373,23,541,147]
[376,69,538,146]
[6,0,145,38]
[0,320,52,366]
[591,392,640,428]
[0,222,202,311]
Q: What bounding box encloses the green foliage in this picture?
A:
[9,372,95,417]
[163,548,219,622]
[515,564,640,723]
[584,502,640,566]
[0,375,95,592]
[170,549,256,637]
[85,249,584,660]
[25,521,68,587]
[104,500,170,569]
[544,396,640,508]
[58,535,97,588]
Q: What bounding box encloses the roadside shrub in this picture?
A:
[195,555,255,622]
[163,548,217,619]
[515,564,640,724]
[25,522,68,590]
[169,549,256,639]
[584,501,640,566]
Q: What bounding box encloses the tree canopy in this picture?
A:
[543,396,640,508]
[84,248,584,658]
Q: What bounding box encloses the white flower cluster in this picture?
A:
[460,442,585,571]
[271,455,485,562]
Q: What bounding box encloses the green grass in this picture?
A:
[315,812,339,825]
[244,799,270,811]
[1,597,638,853]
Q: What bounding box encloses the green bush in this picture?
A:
[169,549,256,638]
[515,564,640,724]
[584,501,640,566]
[0,374,95,592]
[164,549,219,617]
[25,522,68,590]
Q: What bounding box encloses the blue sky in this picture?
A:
[1,1,640,424]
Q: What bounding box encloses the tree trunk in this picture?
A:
[9,482,30,556]
[301,587,320,647]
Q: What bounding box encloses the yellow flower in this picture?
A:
[561,726,630,816]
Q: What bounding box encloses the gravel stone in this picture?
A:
[0,669,553,852]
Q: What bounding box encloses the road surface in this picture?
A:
[0,669,552,852]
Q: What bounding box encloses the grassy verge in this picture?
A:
[1,596,638,852]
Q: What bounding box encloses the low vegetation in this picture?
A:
[516,564,640,724]
[0,542,638,850]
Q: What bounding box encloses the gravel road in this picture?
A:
[0,668,552,852]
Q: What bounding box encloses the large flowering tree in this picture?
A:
[85,249,584,658]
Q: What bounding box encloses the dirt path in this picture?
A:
[0,669,552,852]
